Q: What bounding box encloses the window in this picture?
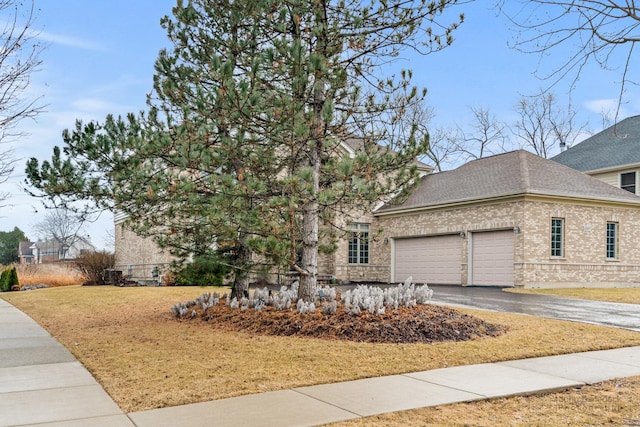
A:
[348,223,369,264]
[551,218,564,257]
[621,172,636,194]
[606,222,618,259]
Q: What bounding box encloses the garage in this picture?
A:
[471,230,514,286]
[394,234,462,285]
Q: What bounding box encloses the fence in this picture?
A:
[112,263,173,285]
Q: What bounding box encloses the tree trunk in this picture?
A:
[230,233,251,300]
[231,272,250,300]
[298,147,319,302]
[297,4,327,303]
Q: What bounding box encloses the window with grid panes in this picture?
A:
[551,218,564,257]
[606,222,618,259]
[348,223,369,264]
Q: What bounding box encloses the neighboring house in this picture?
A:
[374,150,640,288]
[552,115,640,194]
[27,236,96,264]
[18,242,35,264]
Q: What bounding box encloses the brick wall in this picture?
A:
[375,196,640,288]
[325,211,391,283]
[115,195,640,288]
[114,223,175,281]
[520,199,640,288]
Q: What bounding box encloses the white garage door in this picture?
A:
[471,230,514,286]
[394,235,461,285]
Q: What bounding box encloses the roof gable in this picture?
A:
[340,136,433,173]
[376,150,640,214]
[551,115,640,172]
[18,241,34,256]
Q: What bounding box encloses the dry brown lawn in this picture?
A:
[329,376,640,426]
[508,286,640,304]
[2,285,640,422]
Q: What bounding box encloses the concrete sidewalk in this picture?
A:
[2,299,640,427]
[0,298,133,427]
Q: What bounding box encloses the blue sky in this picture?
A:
[1,1,638,250]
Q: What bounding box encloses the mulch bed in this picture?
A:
[190,303,505,344]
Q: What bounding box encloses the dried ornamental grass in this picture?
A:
[16,263,84,288]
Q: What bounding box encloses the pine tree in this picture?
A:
[26,0,464,302]
[253,0,463,300]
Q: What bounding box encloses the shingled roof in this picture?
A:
[376,150,640,214]
[551,115,640,172]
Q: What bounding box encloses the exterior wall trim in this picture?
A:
[584,161,640,175]
[375,193,640,218]
[516,261,640,269]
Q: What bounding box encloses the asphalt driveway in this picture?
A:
[427,285,640,332]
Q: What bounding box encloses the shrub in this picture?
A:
[75,251,116,283]
[162,270,177,286]
[340,277,433,315]
[9,267,18,290]
[173,254,232,287]
[172,278,434,319]
[0,265,19,292]
[0,268,9,292]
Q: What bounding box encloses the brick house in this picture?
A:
[115,145,640,288]
[114,211,176,281]
[113,138,432,283]
[373,150,640,288]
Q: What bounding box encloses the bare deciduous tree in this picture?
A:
[512,91,587,158]
[424,94,587,170]
[0,0,43,204]
[405,101,459,173]
[34,209,87,259]
[423,126,460,172]
[452,107,509,161]
[424,107,509,171]
[499,1,640,120]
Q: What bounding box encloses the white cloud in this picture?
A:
[584,96,640,123]
[0,180,114,250]
[584,98,620,115]
[34,29,104,51]
[583,98,630,124]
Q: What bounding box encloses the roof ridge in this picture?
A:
[377,149,640,214]
[518,150,531,192]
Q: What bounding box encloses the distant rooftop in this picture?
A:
[18,241,34,256]
[552,115,640,172]
[341,136,433,172]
